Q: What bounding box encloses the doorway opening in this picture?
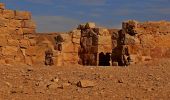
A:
[99,52,111,66]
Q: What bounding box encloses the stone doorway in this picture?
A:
[99,52,111,66]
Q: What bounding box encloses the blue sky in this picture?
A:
[1,0,170,32]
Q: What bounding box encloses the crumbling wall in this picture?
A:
[122,20,170,63]
[0,3,37,65]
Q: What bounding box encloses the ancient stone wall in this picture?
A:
[122,20,170,63]
[0,3,37,65]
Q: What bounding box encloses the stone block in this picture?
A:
[112,62,118,66]
[25,56,33,66]
[15,11,31,20]
[8,19,22,28]
[0,17,9,27]
[62,42,75,53]
[63,53,78,61]
[0,34,7,46]
[53,52,63,66]
[31,45,48,63]
[19,39,31,48]
[77,80,95,88]
[142,56,152,61]
[2,46,18,56]
[85,22,96,28]
[21,20,36,28]
[71,29,81,39]
[29,39,37,46]
[3,10,15,19]
[7,39,19,46]
[98,44,112,53]
[22,28,36,34]
[96,28,110,36]
[72,37,80,44]
[98,36,112,45]
[0,3,5,9]
[25,46,38,56]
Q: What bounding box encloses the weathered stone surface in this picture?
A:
[25,56,33,66]
[85,22,95,29]
[0,17,8,27]
[22,28,36,34]
[98,36,112,45]
[3,10,15,19]
[15,11,31,20]
[77,80,95,88]
[25,46,38,56]
[19,39,31,48]
[63,53,78,61]
[97,28,110,36]
[21,20,36,28]
[98,44,112,53]
[8,19,22,28]
[2,46,18,56]
[0,34,8,46]
[0,3,5,9]
[71,29,81,39]
[7,39,19,46]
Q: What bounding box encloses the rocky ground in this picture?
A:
[0,59,170,100]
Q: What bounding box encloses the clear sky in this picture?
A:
[1,0,170,32]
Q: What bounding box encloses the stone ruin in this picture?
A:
[1,3,170,66]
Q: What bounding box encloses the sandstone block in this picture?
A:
[72,38,80,44]
[71,29,81,38]
[0,3,5,9]
[96,28,110,36]
[112,62,118,66]
[53,52,63,66]
[77,80,95,88]
[62,42,75,53]
[25,46,38,56]
[63,53,78,61]
[98,44,112,53]
[85,22,96,28]
[0,35,7,46]
[19,39,31,48]
[21,20,36,28]
[8,19,22,28]
[3,10,15,19]
[29,39,37,46]
[22,28,36,34]
[7,39,19,46]
[0,17,9,27]
[25,56,33,66]
[2,46,18,56]
[14,53,25,62]
[142,56,152,61]
[98,36,112,45]
[15,11,31,20]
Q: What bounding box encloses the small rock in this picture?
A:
[47,83,60,89]
[5,81,12,87]
[27,68,33,72]
[51,77,59,83]
[61,83,70,89]
[77,80,95,88]
[118,79,123,83]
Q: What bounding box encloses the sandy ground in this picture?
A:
[0,59,170,100]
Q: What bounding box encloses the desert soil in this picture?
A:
[0,59,170,100]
